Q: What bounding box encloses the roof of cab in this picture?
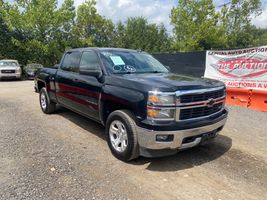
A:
[66,47,139,53]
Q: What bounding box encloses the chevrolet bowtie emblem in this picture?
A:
[207,98,215,107]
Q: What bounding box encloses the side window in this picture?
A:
[61,51,81,72]
[80,51,101,71]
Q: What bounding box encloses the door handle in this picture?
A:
[72,78,79,82]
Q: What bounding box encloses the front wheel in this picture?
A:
[106,110,139,161]
[39,88,56,114]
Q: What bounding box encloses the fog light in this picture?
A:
[156,134,174,142]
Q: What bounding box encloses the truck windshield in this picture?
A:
[0,61,18,67]
[99,50,169,74]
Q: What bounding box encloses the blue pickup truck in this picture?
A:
[35,48,228,161]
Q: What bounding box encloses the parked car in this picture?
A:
[24,63,43,79]
[0,59,22,80]
[35,48,228,161]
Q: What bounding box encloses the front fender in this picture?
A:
[101,85,147,123]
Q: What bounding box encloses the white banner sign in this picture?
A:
[205,46,267,90]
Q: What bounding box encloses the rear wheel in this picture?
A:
[39,88,56,114]
[106,110,139,161]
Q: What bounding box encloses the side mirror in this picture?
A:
[79,65,102,78]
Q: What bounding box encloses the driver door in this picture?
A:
[74,50,103,121]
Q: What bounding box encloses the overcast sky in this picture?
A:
[72,0,267,32]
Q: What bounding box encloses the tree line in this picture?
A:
[0,0,266,66]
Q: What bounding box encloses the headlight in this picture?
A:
[16,67,21,73]
[148,92,175,106]
[147,107,175,120]
[147,91,176,120]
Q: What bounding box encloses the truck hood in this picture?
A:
[107,73,225,92]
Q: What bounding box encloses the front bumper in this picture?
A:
[0,73,21,79]
[136,109,227,156]
[26,72,35,79]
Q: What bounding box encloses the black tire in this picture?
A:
[39,87,56,114]
[106,110,139,162]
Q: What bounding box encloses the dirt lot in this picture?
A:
[0,81,266,200]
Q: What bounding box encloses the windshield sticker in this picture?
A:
[110,56,125,66]
[124,65,136,72]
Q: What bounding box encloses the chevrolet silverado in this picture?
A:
[35,48,228,161]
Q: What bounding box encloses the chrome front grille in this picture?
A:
[180,89,225,103]
[176,87,226,121]
[179,102,224,120]
[1,70,15,73]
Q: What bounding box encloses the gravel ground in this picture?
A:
[0,80,266,200]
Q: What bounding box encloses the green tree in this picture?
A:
[157,23,172,52]
[0,1,27,63]
[171,0,263,51]
[53,0,77,51]
[171,0,222,51]
[112,21,126,48]
[113,17,171,53]
[250,26,267,46]
[220,0,262,48]
[2,0,76,65]
[75,0,114,47]
[0,10,12,59]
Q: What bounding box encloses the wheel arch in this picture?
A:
[101,100,136,125]
[100,86,147,125]
[36,79,46,92]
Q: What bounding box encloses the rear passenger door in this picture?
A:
[55,51,82,110]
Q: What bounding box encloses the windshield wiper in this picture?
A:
[113,71,135,74]
[113,70,165,74]
[143,70,164,73]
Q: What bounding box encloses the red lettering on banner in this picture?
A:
[218,64,230,69]
[205,46,267,91]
